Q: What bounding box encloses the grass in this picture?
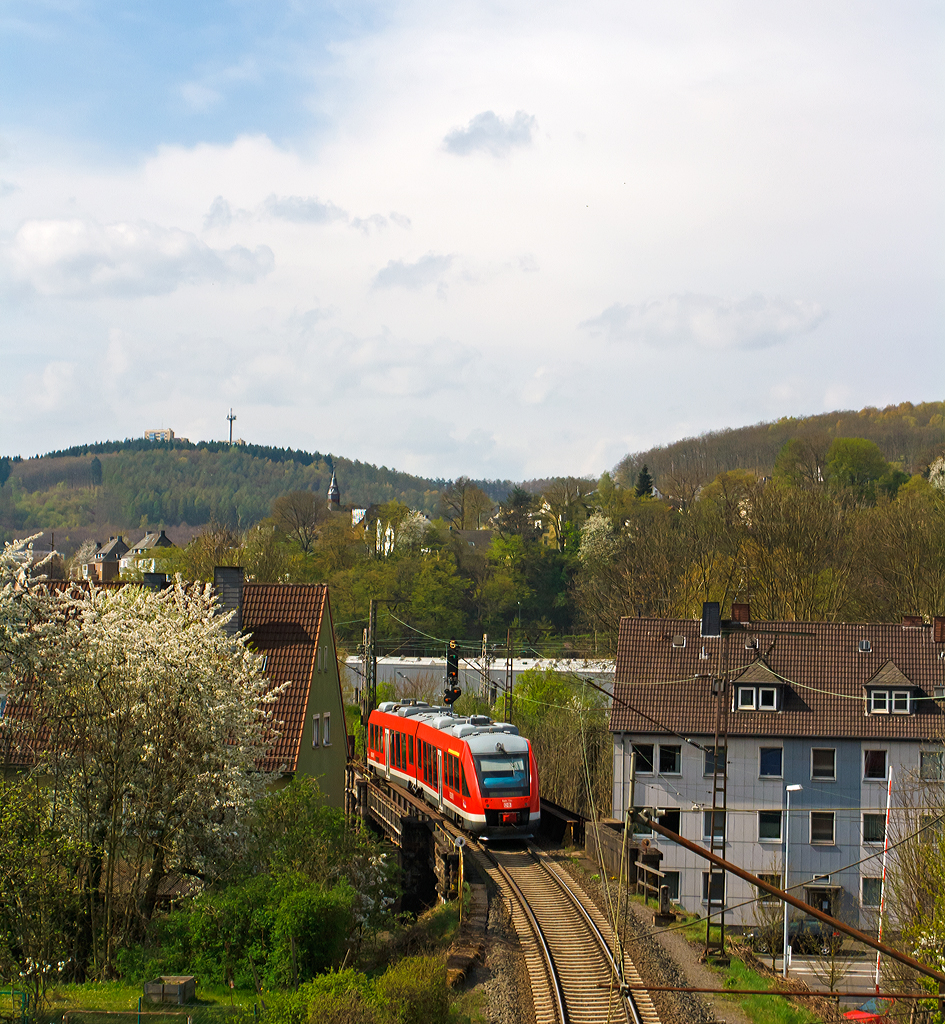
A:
[40,982,259,1022]
[722,961,818,1024]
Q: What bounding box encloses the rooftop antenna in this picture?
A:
[227,408,236,445]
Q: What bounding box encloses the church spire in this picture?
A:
[327,469,340,509]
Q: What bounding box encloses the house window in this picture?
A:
[661,871,680,902]
[704,746,727,776]
[703,810,726,841]
[659,745,681,774]
[811,811,835,845]
[869,690,888,714]
[737,687,756,710]
[920,814,945,838]
[862,877,883,908]
[811,748,836,780]
[323,712,331,746]
[756,873,783,905]
[892,690,911,714]
[312,714,321,748]
[759,810,783,842]
[758,686,778,710]
[658,809,681,834]
[864,749,887,780]
[702,871,725,903]
[759,747,783,778]
[862,813,885,844]
[920,751,944,781]
[631,743,654,774]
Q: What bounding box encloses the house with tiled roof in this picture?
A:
[610,606,945,930]
[214,568,348,806]
[84,535,130,581]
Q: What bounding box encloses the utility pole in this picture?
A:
[227,408,236,445]
[361,599,377,727]
[505,628,513,722]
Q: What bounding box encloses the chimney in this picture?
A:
[901,615,923,628]
[731,602,751,623]
[934,617,945,644]
[214,566,244,637]
[701,601,721,638]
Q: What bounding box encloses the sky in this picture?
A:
[0,1,942,481]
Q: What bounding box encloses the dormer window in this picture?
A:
[869,689,912,715]
[735,685,781,712]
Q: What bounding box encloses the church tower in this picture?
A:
[327,469,341,511]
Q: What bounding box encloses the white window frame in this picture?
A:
[811,747,836,781]
[703,810,726,841]
[758,810,783,843]
[704,746,727,777]
[810,810,836,845]
[861,876,883,908]
[864,749,888,781]
[312,713,321,748]
[702,871,726,904]
[631,743,654,775]
[891,690,911,714]
[920,750,944,781]
[862,813,885,845]
[869,689,889,714]
[737,686,756,710]
[658,745,682,775]
[323,712,331,746]
[758,686,778,710]
[759,746,783,778]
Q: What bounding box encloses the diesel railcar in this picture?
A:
[367,700,539,837]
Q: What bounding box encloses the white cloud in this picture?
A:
[373,252,454,290]
[6,218,274,298]
[581,293,827,351]
[443,110,537,157]
[179,82,222,113]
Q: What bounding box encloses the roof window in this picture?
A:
[671,635,686,649]
[858,640,872,653]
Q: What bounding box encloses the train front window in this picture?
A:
[474,753,529,797]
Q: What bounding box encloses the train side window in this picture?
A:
[462,764,470,797]
[409,735,414,765]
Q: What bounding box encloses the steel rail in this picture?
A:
[531,849,644,1024]
[479,843,570,1024]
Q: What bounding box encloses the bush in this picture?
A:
[375,957,450,1024]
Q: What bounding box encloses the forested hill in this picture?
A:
[0,439,512,547]
[614,400,945,495]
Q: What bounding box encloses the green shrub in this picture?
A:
[375,957,450,1024]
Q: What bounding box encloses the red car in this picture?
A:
[843,996,895,1022]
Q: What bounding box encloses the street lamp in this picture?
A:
[783,784,803,977]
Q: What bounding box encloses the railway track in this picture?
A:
[470,840,660,1024]
[358,772,660,1024]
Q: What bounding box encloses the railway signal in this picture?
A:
[444,638,461,704]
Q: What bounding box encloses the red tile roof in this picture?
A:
[242,583,330,773]
[611,617,945,740]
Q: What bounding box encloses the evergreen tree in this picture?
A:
[634,464,654,498]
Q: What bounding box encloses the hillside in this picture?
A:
[614,399,945,496]
[0,439,514,554]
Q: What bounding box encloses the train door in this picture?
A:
[436,749,444,811]
[384,729,391,781]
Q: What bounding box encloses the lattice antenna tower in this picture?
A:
[227,408,236,445]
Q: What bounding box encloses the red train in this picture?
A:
[367,700,540,837]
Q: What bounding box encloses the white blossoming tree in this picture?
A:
[6,572,283,978]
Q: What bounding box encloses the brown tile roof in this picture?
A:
[611,617,945,741]
[242,583,330,773]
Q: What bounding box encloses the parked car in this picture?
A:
[746,918,843,956]
[790,917,844,955]
[842,996,895,1022]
